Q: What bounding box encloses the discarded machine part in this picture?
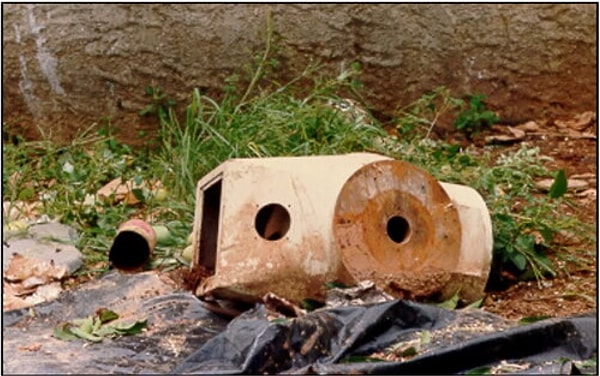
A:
[191,153,389,303]
[334,160,492,302]
[191,153,492,304]
[109,219,157,271]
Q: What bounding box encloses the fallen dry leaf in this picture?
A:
[21,276,47,290]
[8,172,22,191]
[3,201,42,222]
[576,188,597,199]
[4,281,37,298]
[4,253,69,282]
[515,121,541,132]
[18,343,42,352]
[570,173,596,181]
[3,286,32,311]
[97,177,140,203]
[529,230,545,245]
[486,125,526,144]
[507,126,526,139]
[28,282,63,303]
[124,190,142,206]
[96,178,162,205]
[555,111,596,130]
[485,134,524,144]
[535,178,589,193]
[572,132,596,140]
[3,281,64,311]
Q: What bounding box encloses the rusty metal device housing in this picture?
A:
[191,153,492,304]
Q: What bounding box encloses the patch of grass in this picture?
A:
[150,59,386,200]
[392,86,498,140]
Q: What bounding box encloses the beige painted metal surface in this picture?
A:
[192,153,390,303]
[192,153,492,304]
[438,182,494,302]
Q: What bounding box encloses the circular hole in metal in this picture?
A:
[255,203,291,241]
[386,216,411,244]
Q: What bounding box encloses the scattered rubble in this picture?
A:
[2,222,83,311]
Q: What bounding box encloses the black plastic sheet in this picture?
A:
[3,271,597,374]
[174,300,597,375]
[2,271,229,374]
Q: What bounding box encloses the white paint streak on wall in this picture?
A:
[13,24,21,43]
[18,55,41,117]
[26,4,65,95]
[15,22,40,117]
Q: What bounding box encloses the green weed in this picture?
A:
[393,87,498,139]
[453,94,499,133]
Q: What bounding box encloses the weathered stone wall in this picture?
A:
[2,4,596,143]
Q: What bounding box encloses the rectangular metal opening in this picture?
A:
[199,179,222,274]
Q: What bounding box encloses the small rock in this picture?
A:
[28,222,78,244]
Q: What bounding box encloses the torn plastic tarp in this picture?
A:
[3,271,597,374]
[173,300,596,374]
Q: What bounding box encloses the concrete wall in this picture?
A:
[2,4,596,143]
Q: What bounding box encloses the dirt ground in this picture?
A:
[473,114,597,320]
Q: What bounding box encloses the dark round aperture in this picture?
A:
[109,231,150,270]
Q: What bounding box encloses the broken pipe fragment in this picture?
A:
[109,219,157,271]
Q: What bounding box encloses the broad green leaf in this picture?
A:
[53,323,78,341]
[437,290,460,310]
[419,330,431,345]
[95,319,147,337]
[509,252,527,271]
[465,366,492,374]
[464,298,484,309]
[97,308,119,324]
[269,318,287,324]
[519,315,552,324]
[94,325,119,338]
[92,317,103,333]
[301,299,324,311]
[70,326,103,342]
[132,188,145,201]
[539,227,554,244]
[400,346,418,357]
[72,316,95,334]
[112,319,147,334]
[532,251,556,276]
[548,169,568,199]
[516,234,535,250]
[324,281,350,289]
